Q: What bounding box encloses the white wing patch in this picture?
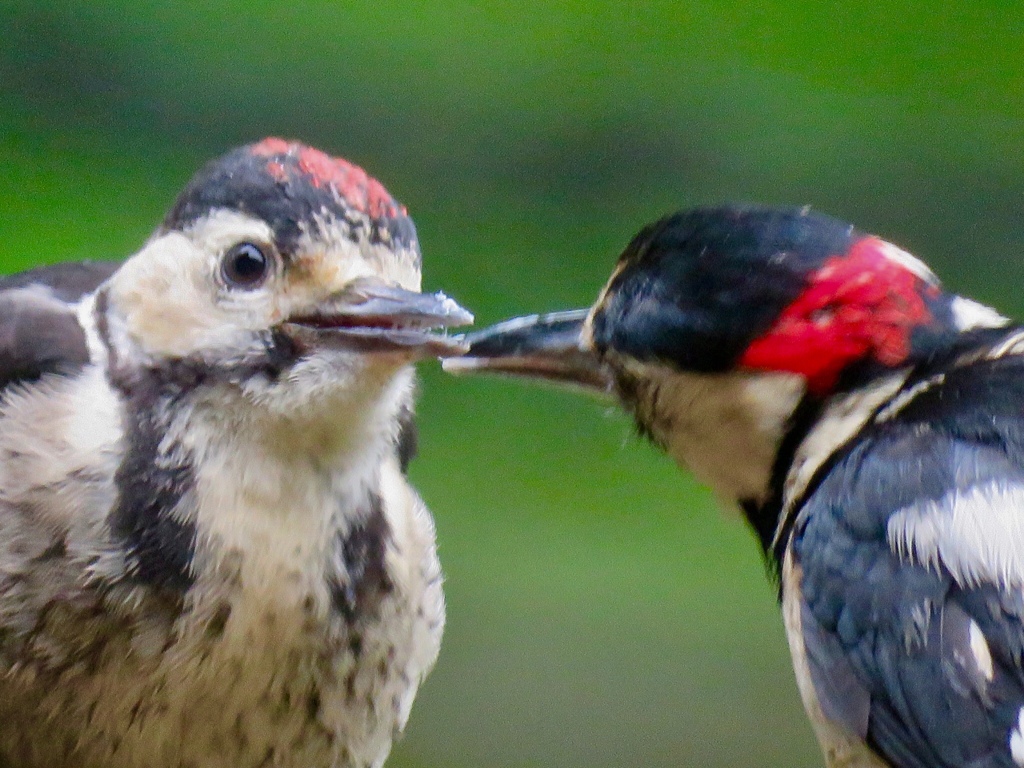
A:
[968,619,994,682]
[1010,707,1024,767]
[888,481,1024,588]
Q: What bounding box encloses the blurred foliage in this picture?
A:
[1,2,1021,766]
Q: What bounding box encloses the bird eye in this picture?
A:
[221,242,272,289]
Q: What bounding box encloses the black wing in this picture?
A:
[792,354,1024,768]
[0,261,121,390]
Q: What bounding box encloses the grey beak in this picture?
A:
[287,283,474,357]
[332,283,475,329]
[442,309,614,393]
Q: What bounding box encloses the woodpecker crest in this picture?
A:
[93,140,469,414]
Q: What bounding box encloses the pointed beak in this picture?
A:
[285,282,474,357]
[442,309,614,393]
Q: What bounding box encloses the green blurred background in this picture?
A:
[2,2,1022,765]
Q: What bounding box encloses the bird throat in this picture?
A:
[616,362,807,510]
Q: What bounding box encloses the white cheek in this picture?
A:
[109,234,222,357]
[1011,708,1024,766]
[108,213,282,358]
[624,362,805,506]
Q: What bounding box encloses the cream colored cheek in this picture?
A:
[285,247,421,305]
[109,238,217,356]
[110,237,268,357]
[287,251,363,297]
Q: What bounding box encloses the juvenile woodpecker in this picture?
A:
[446,205,1024,768]
[0,138,471,768]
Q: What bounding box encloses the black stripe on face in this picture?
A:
[99,321,307,593]
[394,403,418,474]
[103,327,303,400]
[109,384,197,592]
[735,392,826,593]
[328,491,395,624]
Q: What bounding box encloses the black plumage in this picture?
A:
[448,204,1024,767]
[793,354,1024,768]
[0,261,118,388]
[591,207,858,371]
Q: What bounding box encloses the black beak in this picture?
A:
[287,282,474,357]
[442,309,614,393]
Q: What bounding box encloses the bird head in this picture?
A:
[587,205,997,394]
[445,205,1008,503]
[93,138,472,423]
[448,205,1007,396]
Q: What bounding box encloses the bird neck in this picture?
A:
[617,296,1012,561]
[754,370,911,561]
[109,361,414,598]
[615,363,807,510]
[615,360,915,563]
[193,364,414,464]
[761,321,1023,565]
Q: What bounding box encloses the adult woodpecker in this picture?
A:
[445,205,1024,768]
[0,138,471,768]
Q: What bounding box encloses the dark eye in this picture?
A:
[221,242,271,289]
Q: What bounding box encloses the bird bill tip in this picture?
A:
[431,292,475,327]
[441,309,615,393]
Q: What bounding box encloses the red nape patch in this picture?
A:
[250,138,407,220]
[738,237,937,394]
